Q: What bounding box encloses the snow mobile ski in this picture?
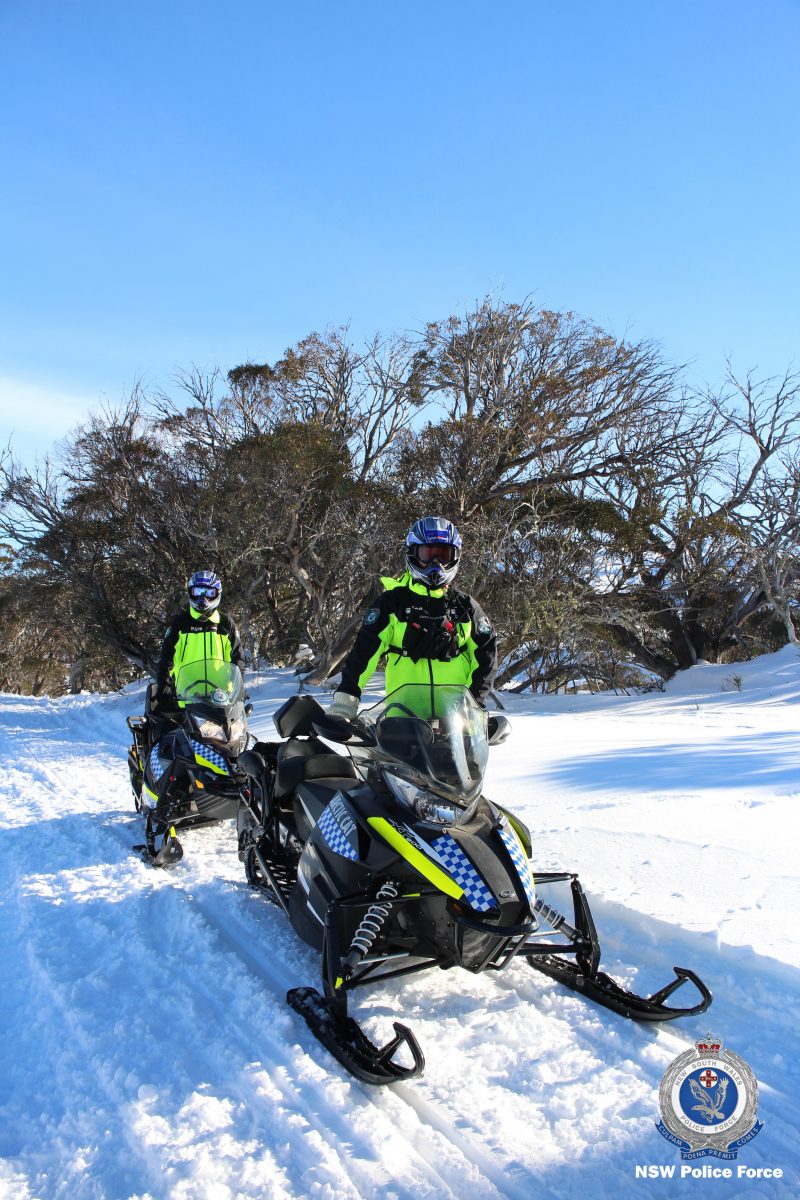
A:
[287,986,425,1085]
[526,956,712,1021]
[523,874,712,1021]
[133,823,184,868]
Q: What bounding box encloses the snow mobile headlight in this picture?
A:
[229,720,248,756]
[383,771,458,826]
[193,717,227,743]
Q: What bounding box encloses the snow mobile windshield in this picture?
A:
[174,661,244,709]
[359,684,489,803]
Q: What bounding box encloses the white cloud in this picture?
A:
[0,376,101,459]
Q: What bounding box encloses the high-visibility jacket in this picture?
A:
[339,573,497,705]
[156,607,244,698]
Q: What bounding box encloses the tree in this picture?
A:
[1,304,797,696]
[399,297,683,518]
[582,368,800,676]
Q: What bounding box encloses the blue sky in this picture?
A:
[1,0,798,463]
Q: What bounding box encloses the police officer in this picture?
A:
[156,570,245,708]
[327,517,497,719]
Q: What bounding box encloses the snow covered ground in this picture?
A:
[1,647,798,1200]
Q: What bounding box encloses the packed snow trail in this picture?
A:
[1,649,798,1199]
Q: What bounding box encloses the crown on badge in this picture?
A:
[696,1034,723,1054]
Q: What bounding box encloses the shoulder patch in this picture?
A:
[364,608,380,626]
[475,616,492,635]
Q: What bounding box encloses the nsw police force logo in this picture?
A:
[656,1035,763,1160]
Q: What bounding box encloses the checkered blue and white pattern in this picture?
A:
[431,834,496,912]
[318,805,359,861]
[498,825,536,910]
[190,738,230,774]
[149,744,166,781]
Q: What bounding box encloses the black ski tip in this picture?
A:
[132,834,184,868]
[287,986,425,1086]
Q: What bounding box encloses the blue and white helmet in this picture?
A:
[405,517,462,588]
[187,569,222,615]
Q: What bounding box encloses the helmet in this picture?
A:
[187,570,222,615]
[405,517,462,588]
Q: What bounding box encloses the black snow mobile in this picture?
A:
[127,661,253,865]
[236,683,712,1084]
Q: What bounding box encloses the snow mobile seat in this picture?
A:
[274,737,357,803]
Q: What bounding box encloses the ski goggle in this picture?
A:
[189,584,220,600]
[415,544,458,565]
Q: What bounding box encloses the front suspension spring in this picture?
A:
[344,880,400,968]
[533,897,579,941]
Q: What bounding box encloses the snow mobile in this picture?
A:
[236,684,712,1085]
[127,661,253,866]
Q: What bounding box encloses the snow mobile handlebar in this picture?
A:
[311,714,377,746]
[487,714,512,745]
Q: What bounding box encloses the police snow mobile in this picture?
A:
[236,683,712,1084]
[127,660,252,865]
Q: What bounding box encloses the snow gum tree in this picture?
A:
[578,368,800,677]
[1,302,797,694]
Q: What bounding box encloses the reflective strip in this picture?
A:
[149,744,165,779]
[142,783,158,809]
[192,752,230,776]
[367,817,464,900]
[189,738,230,775]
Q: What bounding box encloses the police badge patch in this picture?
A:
[656,1035,763,1160]
[363,608,380,625]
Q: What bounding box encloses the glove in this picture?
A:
[328,691,359,721]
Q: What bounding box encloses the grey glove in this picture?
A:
[328,691,359,721]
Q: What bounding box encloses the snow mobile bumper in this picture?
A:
[126,716,147,809]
